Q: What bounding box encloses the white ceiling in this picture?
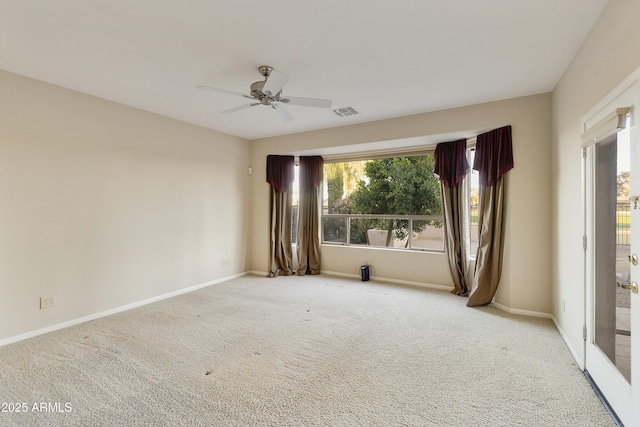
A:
[0,0,608,141]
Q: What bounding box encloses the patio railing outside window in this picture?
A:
[322,214,445,251]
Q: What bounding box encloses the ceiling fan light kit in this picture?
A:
[198,65,333,121]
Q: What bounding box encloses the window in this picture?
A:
[322,155,445,251]
[291,164,299,244]
[321,147,479,253]
[468,148,479,256]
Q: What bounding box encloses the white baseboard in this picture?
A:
[551,315,585,370]
[323,271,554,319]
[320,270,360,280]
[3,270,583,374]
[0,272,246,348]
[491,301,553,319]
[248,269,452,294]
[247,270,269,277]
[320,270,455,292]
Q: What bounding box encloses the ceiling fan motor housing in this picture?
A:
[250,81,265,98]
[250,81,282,105]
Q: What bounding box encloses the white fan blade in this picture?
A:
[220,103,260,114]
[197,85,253,99]
[280,96,332,109]
[262,69,289,96]
[272,104,294,122]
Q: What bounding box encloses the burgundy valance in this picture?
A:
[298,156,324,193]
[266,155,295,193]
[473,125,513,186]
[434,139,469,187]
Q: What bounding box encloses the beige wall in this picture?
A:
[0,71,250,341]
[552,0,640,365]
[250,93,552,315]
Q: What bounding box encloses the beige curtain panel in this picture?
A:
[434,139,470,296]
[296,156,323,275]
[467,126,513,307]
[467,177,508,306]
[266,155,295,277]
[441,184,470,295]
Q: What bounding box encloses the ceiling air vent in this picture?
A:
[333,106,359,117]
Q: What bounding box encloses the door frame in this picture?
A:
[582,70,640,427]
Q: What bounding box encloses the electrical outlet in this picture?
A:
[40,295,56,309]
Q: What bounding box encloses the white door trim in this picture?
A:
[582,73,640,427]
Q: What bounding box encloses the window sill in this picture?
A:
[320,243,445,255]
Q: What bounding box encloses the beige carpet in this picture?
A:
[0,275,614,426]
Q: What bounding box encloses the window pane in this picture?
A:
[353,218,411,248]
[468,149,479,256]
[412,220,444,251]
[291,204,298,244]
[323,216,347,244]
[324,156,441,217]
[291,166,299,244]
[349,218,370,246]
[324,161,367,214]
[469,201,479,255]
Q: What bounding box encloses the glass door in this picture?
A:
[584,82,639,427]
[592,125,631,383]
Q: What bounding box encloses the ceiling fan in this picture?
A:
[197,66,332,122]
